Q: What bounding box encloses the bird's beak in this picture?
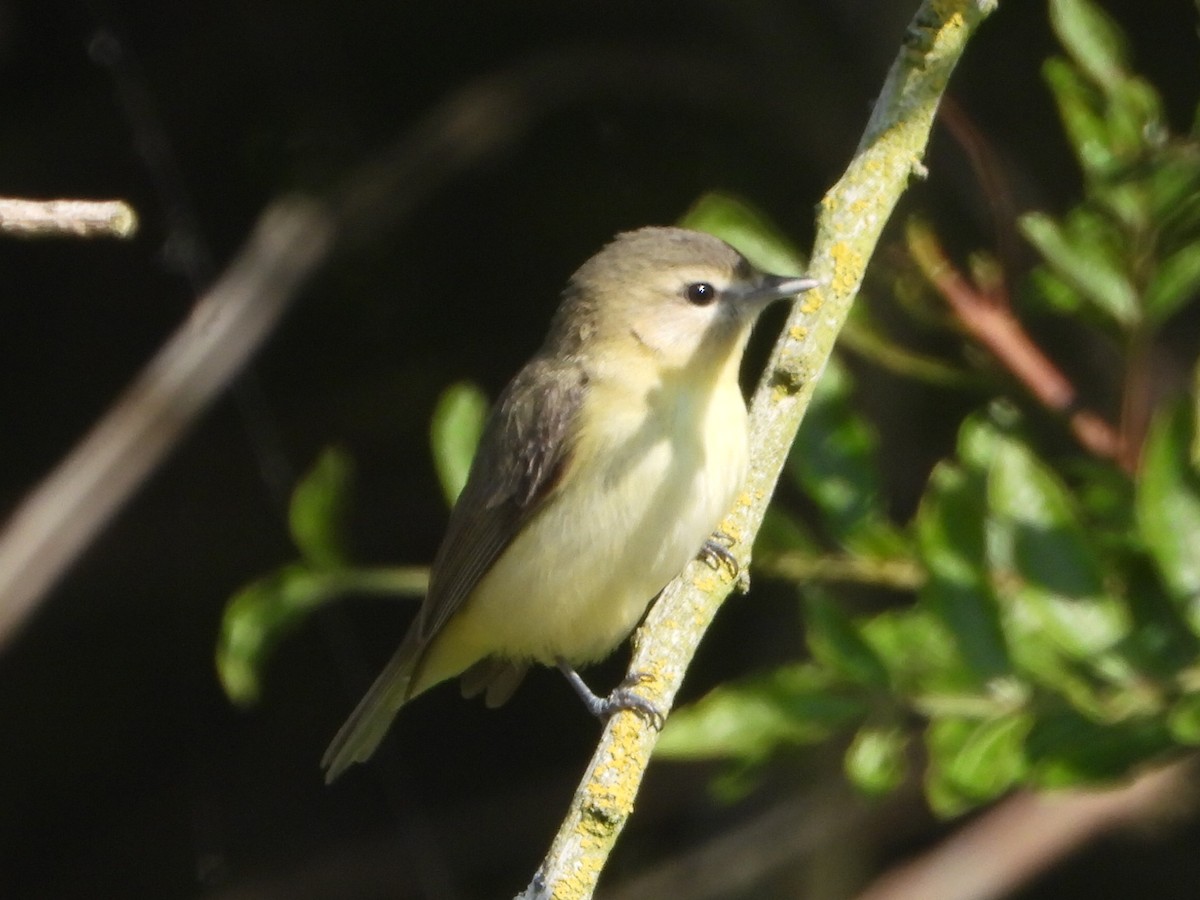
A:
[757,273,821,301]
[732,273,820,308]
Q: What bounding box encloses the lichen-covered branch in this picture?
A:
[521,2,998,897]
[0,198,138,238]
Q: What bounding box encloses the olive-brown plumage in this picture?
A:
[322,227,816,781]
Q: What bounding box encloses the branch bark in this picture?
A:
[0,198,333,652]
[0,198,137,238]
[521,2,998,897]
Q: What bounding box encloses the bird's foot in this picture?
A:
[556,660,666,730]
[699,531,739,578]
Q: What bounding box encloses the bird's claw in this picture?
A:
[700,533,739,578]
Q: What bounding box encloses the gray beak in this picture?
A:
[733,273,820,307]
[758,273,820,299]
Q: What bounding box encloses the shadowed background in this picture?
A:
[0,1,1197,898]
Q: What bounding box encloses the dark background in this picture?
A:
[0,2,1197,898]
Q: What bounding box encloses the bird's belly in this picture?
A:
[451,390,748,666]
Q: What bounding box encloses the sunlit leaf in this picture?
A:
[916,461,1010,679]
[1021,211,1139,328]
[217,565,345,706]
[845,725,908,796]
[656,665,866,762]
[925,714,1031,815]
[989,439,1128,660]
[860,608,972,695]
[1049,0,1129,95]
[430,381,488,506]
[1042,57,1114,175]
[1137,400,1200,624]
[216,565,427,707]
[1168,694,1200,746]
[289,447,354,570]
[1146,241,1200,326]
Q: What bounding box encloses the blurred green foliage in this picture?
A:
[658,0,1200,815]
[218,0,1200,817]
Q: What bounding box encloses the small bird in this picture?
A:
[322,226,817,781]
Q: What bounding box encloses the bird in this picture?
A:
[322,225,817,782]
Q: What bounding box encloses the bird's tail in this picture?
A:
[321,629,423,783]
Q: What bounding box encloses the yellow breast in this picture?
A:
[425,355,748,674]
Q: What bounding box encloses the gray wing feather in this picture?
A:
[418,357,587,641]
[322,357,586,780]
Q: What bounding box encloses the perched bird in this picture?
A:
[323,226,817,781]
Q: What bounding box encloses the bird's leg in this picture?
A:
[699,530,739,578]
[556,659,665,729]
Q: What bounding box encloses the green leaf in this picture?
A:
[860,608,971,695]
[1042,57,1114,175]
[656,665,867,762]
[1026,708,1174,786]
[680,192,806,276]
[1027,267,1084,316]
[845,725,908,796]
[289,447,354,570]
[956,407,1017,471]
[925,714,1031,815]
[430,381,488,506]
[1021,211,1139,328]
[788,359,907,557]
[1137,400,1200,617]
[1169,694,1200,745]
[1147,151,1200,232]
[988,439,1128,660]
[217,565,344,706]
[1104,77,1167,162]
[916,461,1010,680]
[1062,458,1135,537]
[1146,240,1200,326]
[805,591,890,687]
[1049,0,1129,95]
[216,564,428,707]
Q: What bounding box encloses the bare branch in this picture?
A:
[854,761,1193,900]
[0,198,333,652]
[0,198,138,238]
[522,2,999,897]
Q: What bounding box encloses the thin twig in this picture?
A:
[521,3,998,897]
[757,550,926,590]
[0,198,333,652]
[0,198,137,238]
[906,217,1128,469]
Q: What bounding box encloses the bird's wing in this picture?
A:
[322,356,586,781]
[416,355,588,644]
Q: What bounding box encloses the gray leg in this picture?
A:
[556,659,665,729]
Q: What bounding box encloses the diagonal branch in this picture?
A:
[521,2,999,898]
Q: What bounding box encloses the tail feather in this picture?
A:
[321,632,422,783]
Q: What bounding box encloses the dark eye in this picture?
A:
[684,282,717,305]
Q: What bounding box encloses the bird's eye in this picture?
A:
[684,282,718,306]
